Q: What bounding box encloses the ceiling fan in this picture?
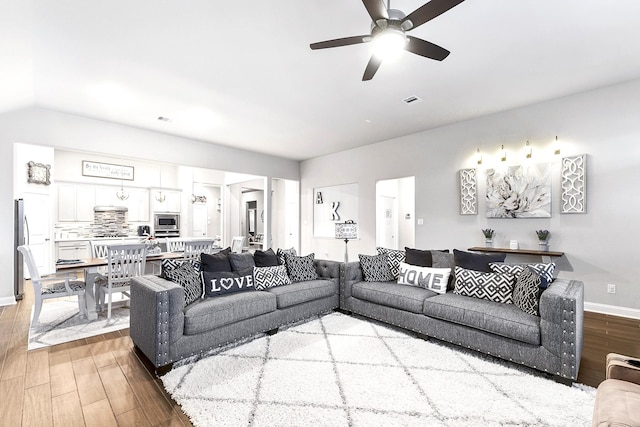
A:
[310,0,466,81]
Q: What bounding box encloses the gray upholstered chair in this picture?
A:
[592,353,640,426]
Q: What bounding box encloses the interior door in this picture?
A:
[378,195,397,249]
[24,193,53,274]
[192,203,208,237]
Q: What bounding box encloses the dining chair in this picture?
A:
[90,239,124,258]
[165,237,186,253]
[231,236,245,253]
[18,245,87,327]
[98,243,147,320]
[183,239,215,261]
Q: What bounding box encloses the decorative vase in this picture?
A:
[538,241,549,252]
[485,238,493,248]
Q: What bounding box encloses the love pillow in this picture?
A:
[201,271,255,297]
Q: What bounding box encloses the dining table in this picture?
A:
[56,251,184,320]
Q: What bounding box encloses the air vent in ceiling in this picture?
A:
[402,96,423,105]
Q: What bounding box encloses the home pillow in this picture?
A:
[200,248,232,272]
[404,247,433,267]
[201,270,255,297]
[253,265,291,290]
[512,266,550,316]
[397,262,449,294]
[160,258,200,278]
[453,249,506,273]
[453,266,516,304]
[164,262,203,305]
[359,254,394,282]
[277,247,297,266]
[229,252,256,276]
[376,247,405,279]
[284,253,319,282]
[489,262,556,283]
[254,248,279,267]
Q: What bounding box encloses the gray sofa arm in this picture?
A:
[339,261,363,308]
[538,278,584,380]
[130,275,186,368]
[314,259,341,282]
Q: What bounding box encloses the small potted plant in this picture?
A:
[482,228,495,248]
[536,229,550,251]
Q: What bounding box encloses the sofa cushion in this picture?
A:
[183,291,277,334]
[423,293,541,345]
[164,262,202,305]
[352,281,437,314]
[359,254,394,282]
[489,262,556,283]
[253,265,291,290]
[277,247,297,266]
[254,248,279,267]
[265,279,336,309]
[512,266,549,316]
[201,271,255,297]
[454,249,506,272]
[200,249,232,272]
[376,247,405,279]
[397,262,450,294]
[453,266,516,304]
[229,252,255,274]
[284,253,319,282]
[404,247,433,267]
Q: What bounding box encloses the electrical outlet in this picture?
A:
[417,218,424,225]
[607,283,616,294]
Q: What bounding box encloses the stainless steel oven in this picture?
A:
[154,213,180,237]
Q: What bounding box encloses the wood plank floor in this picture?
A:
[1,283,639,425]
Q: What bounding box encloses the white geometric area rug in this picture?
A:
[28,298,129,350]
[162,312,596,427]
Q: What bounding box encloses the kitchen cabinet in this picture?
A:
[57,183,96,222]
[126,188,150,222]
[95,186,123,207]
[56,241,90,261]
[152,189,181,213]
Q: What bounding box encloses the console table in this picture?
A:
[467,247,564,263]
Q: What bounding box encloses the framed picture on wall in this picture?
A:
[486,163,551,218]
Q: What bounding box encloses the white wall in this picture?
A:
[301,78,640,311]
[0,107,299,303]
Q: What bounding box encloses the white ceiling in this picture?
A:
[3,0,640,160]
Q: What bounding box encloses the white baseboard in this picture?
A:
[585,302,640,320]
[0,296,17,307]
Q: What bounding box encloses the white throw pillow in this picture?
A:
[397,262,450,294]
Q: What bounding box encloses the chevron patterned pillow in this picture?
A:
[376,247,405,279]
[253,265,291,290]
[453,266,516,304]
[164,262,203,305]
[359,253,394,282]
[489,262,556,283]
[284,253,319,283]
[513,266,549,316]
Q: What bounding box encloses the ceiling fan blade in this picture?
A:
[310,35,370,50]
[405,36,450,61]
[362,55,383,81]
[361,0,389,22]
[402,0,466,30]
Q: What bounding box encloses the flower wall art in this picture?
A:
[486,163,551,218]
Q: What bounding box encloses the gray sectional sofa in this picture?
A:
[340,260,584,382]
[130,259,340,371]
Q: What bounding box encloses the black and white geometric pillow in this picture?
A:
[376,247,405,279]
[489,262,556,283]
[513,266,549,316]
[359,254,395,282]
[453,266,516,304]
[253,265,292,290]
[277,247,297,266]
[284,253,318,282]
[161,258,200,277]
[164,262,203,305]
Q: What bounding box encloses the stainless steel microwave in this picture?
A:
[154,213,180,231]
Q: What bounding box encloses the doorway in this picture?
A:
[376,177,415,250]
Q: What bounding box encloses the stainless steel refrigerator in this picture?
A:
[14,198,28,300]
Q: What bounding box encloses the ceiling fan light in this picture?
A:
[372,28,407,61]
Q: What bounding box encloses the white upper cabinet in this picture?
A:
[152,189,181,213]
[126,188,150,222]
[57,183,96,222]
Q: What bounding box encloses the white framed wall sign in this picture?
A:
[313,183,358,237]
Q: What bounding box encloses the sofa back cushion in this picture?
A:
[200,248,232,272]
[254,248,279,267]
[453,249,506,272]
